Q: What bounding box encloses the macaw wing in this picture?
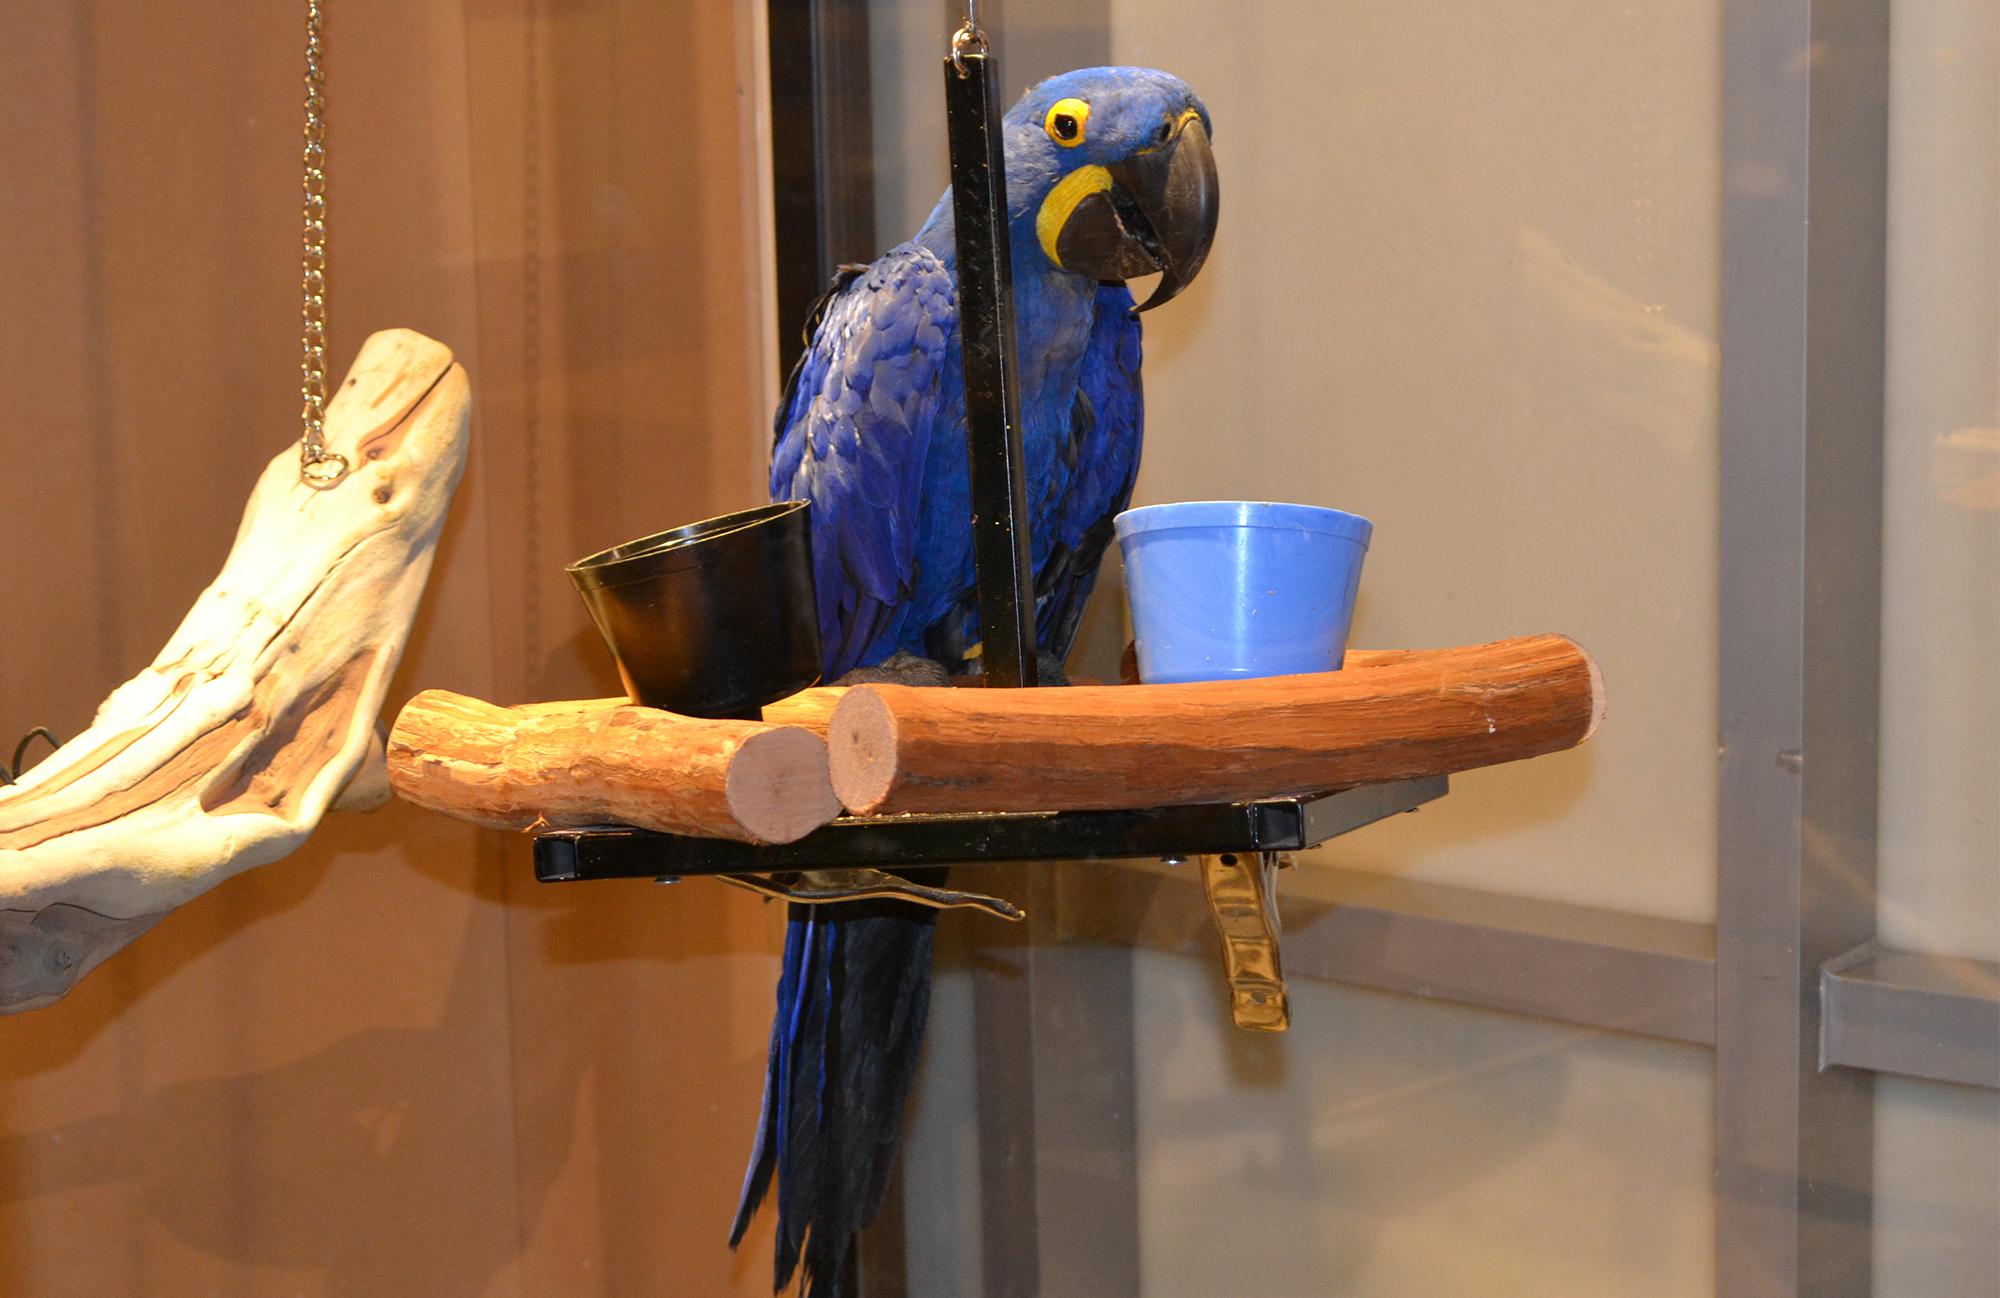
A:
[771,246,957,678]
[1035,283,1144,660]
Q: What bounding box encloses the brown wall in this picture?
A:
[0,0,783,1292]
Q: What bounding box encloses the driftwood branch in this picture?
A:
[386,692,841,845]
[826,635,1604,816]
[0,329,470,1012]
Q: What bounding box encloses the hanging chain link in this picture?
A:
[298,0,348,489]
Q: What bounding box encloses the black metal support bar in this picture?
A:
[943,48,1038,689]
[533,779,1446,882]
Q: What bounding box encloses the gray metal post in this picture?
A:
[1716,0,1889,1293]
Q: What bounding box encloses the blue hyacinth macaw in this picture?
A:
[731,66,1217,1295]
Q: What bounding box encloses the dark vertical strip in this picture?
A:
[970,865,1045,1297]
[1026,937,1142,1296]
[809,0,876,273]
[942,49,1036,689]
[1715,0,1886,1293]
[768,0,875,380]
[767,0,820,381]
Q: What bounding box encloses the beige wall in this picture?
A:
[0,1,784,1293]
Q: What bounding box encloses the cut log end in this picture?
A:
[827,688,899,815]
[726,726,843,844]
[1579,640,1608,743]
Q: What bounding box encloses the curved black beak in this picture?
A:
[1051,113,1220,312]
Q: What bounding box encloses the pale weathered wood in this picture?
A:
[827,634,1605,816]
[387,690,842,845]
[761,688,846,736]
[0,328,471,1011]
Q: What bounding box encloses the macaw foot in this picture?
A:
[957,651,1072,687]
[722,868,1025,921]
[831,652,953,688]
[835,649,1074,688]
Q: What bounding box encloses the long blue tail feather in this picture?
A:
[733,900,938,1297]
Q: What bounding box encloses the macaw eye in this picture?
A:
[1044,97,1089,147]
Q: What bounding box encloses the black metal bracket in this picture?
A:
[534,778,1446,883]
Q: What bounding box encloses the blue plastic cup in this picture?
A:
[1114,501,1373,684]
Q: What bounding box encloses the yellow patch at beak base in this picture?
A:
[1036,165,1113,268]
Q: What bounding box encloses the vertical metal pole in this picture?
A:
[943,45,1038,690]
[1716,0,1887,1293]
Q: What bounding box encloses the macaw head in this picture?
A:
[1005,66,1218,312]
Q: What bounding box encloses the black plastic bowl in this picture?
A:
[567,500,821,718]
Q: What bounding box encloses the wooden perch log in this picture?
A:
[827,634,1604,816]
[386,691,841,845]
[0,329,470,1012]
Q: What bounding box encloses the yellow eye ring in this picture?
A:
[1044,98,1090,147]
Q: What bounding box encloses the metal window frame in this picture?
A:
[759,3,1999,1296]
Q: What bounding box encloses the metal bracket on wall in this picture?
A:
[1821,943,2000,1090]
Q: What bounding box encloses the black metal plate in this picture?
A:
[533,777,1446,882]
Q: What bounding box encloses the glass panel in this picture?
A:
[1132,956,1714,1298]
[1875,1077,2000,1296]
[1877,0,2000,963]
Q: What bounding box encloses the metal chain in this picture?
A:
[298,0,348,489]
